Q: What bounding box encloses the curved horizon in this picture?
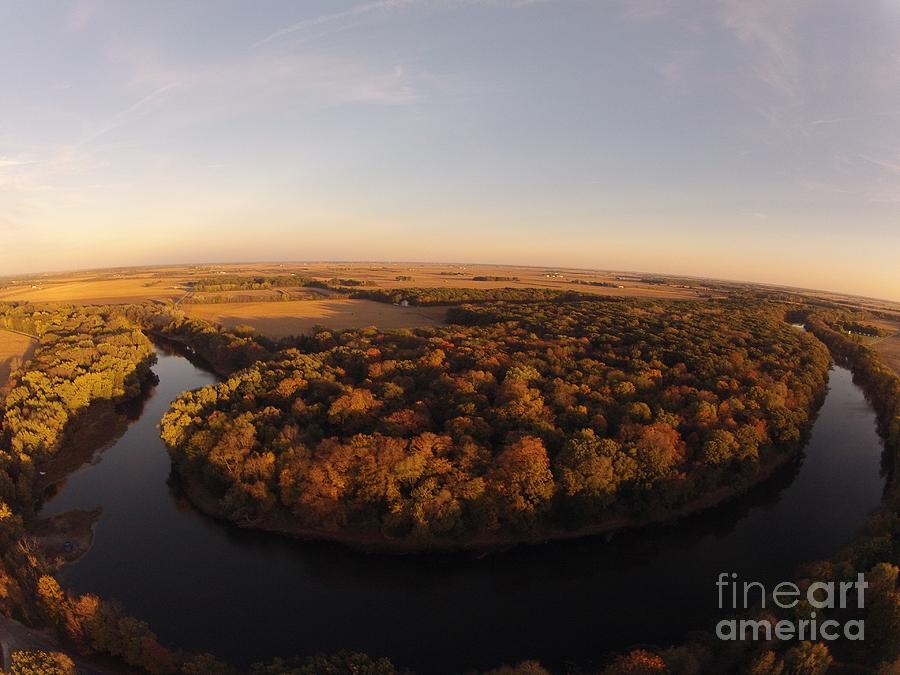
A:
[2,258,898,305]
[1,1,898,302]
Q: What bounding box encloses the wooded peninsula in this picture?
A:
[160,297,830,550]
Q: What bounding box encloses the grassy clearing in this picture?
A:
[0,329,36,387]
[875,332,900,377]
[184,299,448,337]
[0,277,183,304]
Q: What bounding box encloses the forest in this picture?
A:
[3,295,900,674]
[190,275,374,294]
[160,298,831,545]
[349,286,593,306]
[0,303,421,673]
[0,304,155,510]
[123,304,274,374]
[597,306,900,675]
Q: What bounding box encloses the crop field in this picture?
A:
[184,299,448,337]
[0,273,186,305]
[875,336,900,376]
[3,264,897,346]
[0,263,706,305]
[872,320,900,376]
[0,329,36,387]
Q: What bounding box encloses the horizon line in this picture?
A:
[2,259,898,307]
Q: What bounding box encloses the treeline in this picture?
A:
[802,306,894,339]
[118,305,273,375]
[350,287,596,307]
[191,275,374,293]
[569,279,620,288]
[161,299,830,546]
[834,320,892,338]
[0,304,155,504]
[472,275,519,282]
[191,275,312,292]
[327,278,373,287]
[183,290,322,305]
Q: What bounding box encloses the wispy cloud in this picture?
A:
[716,0,807,101]
[654,47,699,92]
[810,117,843,126]
[254,0,550,47]
[77,83,182,148]
[65,0,98,33]
[859,153,900,176]
[254,0,417,47]
[106,19,465,118]
[797,154,900,205]
[0,157,34,170]
[619,0,674,22]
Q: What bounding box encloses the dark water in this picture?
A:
[42,343,886,673]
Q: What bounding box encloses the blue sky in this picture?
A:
[1,0,898,300]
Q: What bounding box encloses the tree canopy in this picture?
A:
[161,298,830,544]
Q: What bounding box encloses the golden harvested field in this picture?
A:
[5,263,896,346]
[0,275,185,304]
[0,262,709,341]
[0,329,36,387]
[872,319,900,376]
[184,299,448,338]
[875,336,900,377]
[0,262,706,305]
[216,262,704,299]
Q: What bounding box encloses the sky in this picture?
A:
[0,1,898,301]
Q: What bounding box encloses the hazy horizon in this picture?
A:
[2,1,899,301]
[5,257,898,305]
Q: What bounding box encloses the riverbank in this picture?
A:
[32,509,101,565]
[175,419,815,555]
[144,330,233,378]
[28,372,158,568]
[34,400,132,496]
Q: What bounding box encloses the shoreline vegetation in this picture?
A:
[0,289,898,673]
[175,438,807,554]
[160,298,831,554]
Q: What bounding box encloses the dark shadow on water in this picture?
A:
[38,370,160,505]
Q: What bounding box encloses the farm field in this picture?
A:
[0,262,704,305]
[184,298,448,337]
[0,274,185,305]
[872,320,900,376]
[2,264,897,346]
[875,336,900,377]
[0,329,36,387]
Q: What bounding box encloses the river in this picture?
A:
[41,341,886,673]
